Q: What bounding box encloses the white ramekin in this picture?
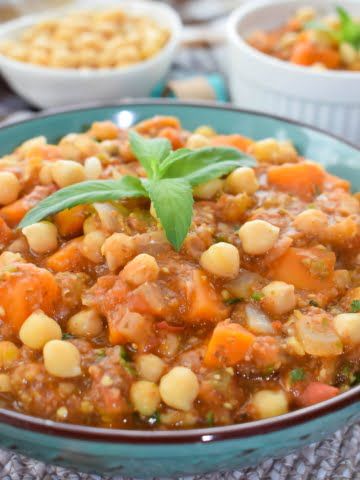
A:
[227,0,360,146]
[0,0,182,109]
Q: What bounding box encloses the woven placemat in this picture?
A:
[0,423,359,479]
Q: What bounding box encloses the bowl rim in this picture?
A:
[0,0,182,77]
[227,0,360,80]
[0,98,359,444]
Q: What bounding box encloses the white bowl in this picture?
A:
[0,0,182,109]
[227,0,360,146]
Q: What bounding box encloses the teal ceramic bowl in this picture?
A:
[0,101,359,477]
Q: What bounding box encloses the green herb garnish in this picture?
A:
[224,297,244,305]
[62,333,75,340]
[336,6,360,49]
[350,299,360,313]
[251,292,264,302]
[148,411,160,426]
[351,371,360,386]
[205,411,215,426]
[19,131,254,251]
[119,346,136,375]
[290,368,306,383]
[309,299,319,307]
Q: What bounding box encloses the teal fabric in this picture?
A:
[0,101,358,477]
[150,74,228,101]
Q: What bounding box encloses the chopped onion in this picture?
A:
[93,203,123,233]
[225,271,264,299]
[295,314,343,357]
[245,304,275,335]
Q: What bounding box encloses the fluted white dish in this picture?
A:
[227,0,360,145]
[0,0,182,108]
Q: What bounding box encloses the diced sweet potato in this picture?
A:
[268,247,335,292]
[185,269,228,323]
[46,237,87,272]
[204,321,255,368]
[210,134,254,152]
[0,217,13,246]
[135,116,181,135]
[0,263,60,333]
[267,162,325,201]
[54,205,87,238]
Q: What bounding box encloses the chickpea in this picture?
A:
[159,366,199,411]
[22,221,58,254]
[200,242,240,278]
[186,134,211,150]
[84,156,102,180]
[0,341,19,368]
[333,313,360,346]
[51,160,86,188]
[238,220,280,255]
[120,253,159,287]
[43,340,81,378]
[261,281,296,315]
[0,171,20,205]
[249,139,297,164]
[101,233,135,271]
[293,209,328,234]
[295,6,316,23]
[136,354,165,382]
[130,380,161,416]
[193,179,223,200]
[194,125,216,137]
[67,309,103,338]
[19,311,62,349]
[251,389,289,419]
[225,167,259,195]
[0,373,11,393]
[81,230,107,263]
[0,251,24,267]
[39,163,53,185]
[340,43,357,65]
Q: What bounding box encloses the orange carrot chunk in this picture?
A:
[210,134,254,152]
[323,173,350,192]
[46,237,87,272]
[267,162,325,201]
[135,116,181,135]
[185,269,228,323]
[0,263,60,333]
[291,41,340,69]
[297,382,339,407]
[0,217,13,246]
[54,205,87,238]
[204,321,255,368]
[0,185,54,227]
[268,247,335,292]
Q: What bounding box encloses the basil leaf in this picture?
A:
[129,130,171,179]
[336,6,360,48]
[160,147,255,186]
[19,176,147,228]
[143,178,193,251]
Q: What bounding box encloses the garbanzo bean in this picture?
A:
[120,253,159,287]
[186,134,211,150]
[0,171,20,205]
[0,373,11,393]
[130,380,161,416]
[238,220,280,255]
[43,340,81,378]
[293,209,328,234]
[0,341,19,368]
[251,389,289,419]
[22,221,58,254]
[193,179,223,200]
[101,233,135,271]
[261,281,296,315]
[200,242,240,278]
[159,366,199,411]
[81,230,107,263]
[225,167,259,195]
[84,156,102,180]
[136,354,165,382]
[20,311,62,349]
[67,309,103,338]
[333,313,360,345]
[51,160,86,188]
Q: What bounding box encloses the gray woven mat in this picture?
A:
[0,423,359,479]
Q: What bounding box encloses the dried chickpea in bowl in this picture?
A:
[0,8,170,69]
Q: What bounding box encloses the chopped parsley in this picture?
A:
[350,371,360,386]
[350,300,360,313]
[205,411,215,426]
[148,411,160,426]
[119,346,136,376]
[309,299,319,307]
[251,292,264,302]
[290,368,306,383]
[224,297,244,305]
[62,333,75,340]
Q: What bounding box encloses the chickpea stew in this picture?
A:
[0,9,170,69]
[247,5,360,71]
[0,115,359,430]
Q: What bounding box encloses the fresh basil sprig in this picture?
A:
[306,6,360,49]
[19,130,255,251]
